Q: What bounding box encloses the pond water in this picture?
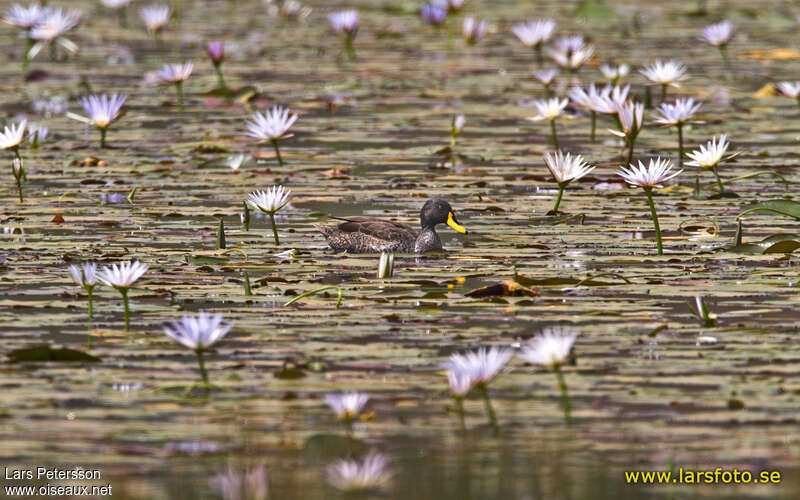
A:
[2,0,800,498]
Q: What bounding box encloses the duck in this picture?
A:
[318,198,468,254]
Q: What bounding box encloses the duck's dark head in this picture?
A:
[420,198,468,234]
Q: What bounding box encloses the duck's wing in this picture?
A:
[334,217,418,243]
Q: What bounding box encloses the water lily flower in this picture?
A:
[162,312,234,385]
[214,465,268,500]
[328,10,358,60]
[324,392,369,423]
[600,63,629,84]
[206,41,229,95]
[654,98,702,167]
[519,327,578,424]
[543,151,595,213]
[69,262,98,319]
[528,97,568,149]
[3,3,50,70]
[700,20,733,70]
[279,1,312,21]
[156,62,193,112]
[616,157,682,255]
[11,157,24,202]
[66,93,127,148]
[533,69,558,97]
[442,346,513,430]
[247,185,291,245]
[421,4,447,26]
[377,251,394,278]
[101,0,131,26]
[609,100,644,164]
[548,37,594,72]
[776,81,800,111]
[140,3,170,41]
[640,60,688,102]
[0,120,27,159]
[27,123,47,149]
[569,84,615,141]
[27,7,80,63]
[450,114,465,147]
[512,19,555,64]
[445,0,468,12]
[462,16,486,45]
[243,106,298,166]
[327,452,391,492]
[685,135,733,192]
[98,260,148,331]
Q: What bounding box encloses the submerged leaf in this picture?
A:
[8,345,100,363]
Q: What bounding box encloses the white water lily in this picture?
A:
[548,43,594,71]
[533,68,559,86]
[244,106,298,142]
[28,8,80,58]
[685,135,730,169]
[3,3,49,29]
[518,327,578,368]
[162,312,234,351]
[327,452,391,492]
[247,185,291,214]
[640,60,688,87]
[528,97,568,122]
[616,157,682,189]
[600,63,629,83]
[324,392,369,421]
[462,16,486,45]
[98,260,148,289]
[140,3,170,33]
[0,120,27,152]
[155,62,193,83]
[442,346,513,388]
[777,81,800,99]
[328,9,358,36]
[69,262,98,287]
[654,98,702,126]
[700,20,733,47]
[512,19,555,47]
[609,101,644,139]
[544,151,594,185]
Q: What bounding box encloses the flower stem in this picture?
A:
[454,396,466,431]
[554,366,572,426]
[660,84,668,104]
[644,188,663,256]
[100,127,107,149]
[478,384,499,433]
[590,111,596,143]
[176,82,184,113]
[534,44,543,65]
[549,119,559,149]
[15,178,23,203]
[552,184,565,213]
[712,165,725,192]
[271,139,283,166]
[87,286,94,319]
[344,35,356,61]
[677,123,683,168]
[196,349,209,386]
[22,34,32,71]
[626,138,635,166]
[120,288,131,332]
[268,212,280,245]
[214,64,229,97]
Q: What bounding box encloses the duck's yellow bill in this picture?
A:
[447,212,468,234]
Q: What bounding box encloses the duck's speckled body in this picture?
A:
[319,199,468,254]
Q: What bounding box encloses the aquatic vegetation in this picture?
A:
[206,41,229,96]
[27,8,80,62]
[511,19,555,64]
[461,16,486,45]
[609,100,644,165]
[569,83,615,142]
[616,157,682,255]
[449,114,465,147]
[519,327,578,424]
[66,93,127,148]
[699,20,733,70]
[548,36,594,73]
[155,62,193,112]
[442,346,513,430]
[543,151,595,213]
[533,69,558,97]
[640,60,688,103]
[68,262,98,320]
[246,185,291,245]
[140,3,170,42]
[776,82,800,109]
[10,158,24,202]
[214,465,268,500]
[0,120,27,160]
[243,106,298,166]
[600,63,629,84]
[3,3,50,70]
[327,452,391,492]
[377,252,394,278]
[27,123,47,149]
[162,312,235,385]
[97,260,148,332]
[324,391,370,424]
[528,97,568,149]
[328,10,358,60]
[653,97,702,167]
[685,135,732,192]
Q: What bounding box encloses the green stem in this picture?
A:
[176,82,184,112]
[344,35,356,61]
[121,288,131,332]
[271,139,283,166]
[117,8,127,28]
[720,46,732,74]
[196,349,209,385]
[544,84,552,98]
[100,127,107,149]
[87,286,94,319]
[454,396,466,431]
[677,123,683,168]
[552,184,565,213]
[555,366,572,426]
[644,188,663,256]
[534,44,543,65]
[712,165,725,193]
[478,384,499,433]
[590,111,596,142]
[549,119,559,149]
[660,84,667,104]
[22,34,32,71]
[16,177,23,203]
[268,212,279,245]
[626,138,635,166]
[284,286,343,309]
[214,64,229,97]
